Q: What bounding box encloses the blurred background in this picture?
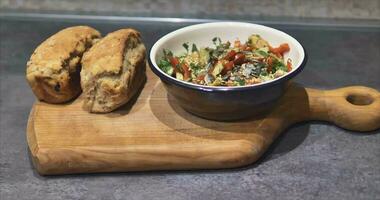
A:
[1,0,379,21]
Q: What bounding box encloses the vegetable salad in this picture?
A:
[158,34,292,86]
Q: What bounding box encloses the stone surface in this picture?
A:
[0,16,379,200]
[0,0,380,20]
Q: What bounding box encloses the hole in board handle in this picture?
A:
[346,94,374,106]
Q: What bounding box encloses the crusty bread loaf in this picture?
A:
[80,29,146,113]
[26,26,101,103]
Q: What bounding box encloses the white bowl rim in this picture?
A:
[149,21,307,91]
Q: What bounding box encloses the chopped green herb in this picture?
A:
[272,58,287,71]
[212,37,222,46]
[256,50,268,57]
[158,59,173,75]
[190,63,202,75]
[212,37,218,43]
[236,77,246,86]
[191,43,198,52]
[163,49,173,58]
[182,42,189,53]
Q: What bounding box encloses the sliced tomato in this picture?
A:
[269,43,290,57]
[222,60,234,74]
[287,58,292,72]
[224,50,237,61]
[233,53,246,65]
[267,57,273,73]
[169,57,180,72]
[181,63,191,80]
[170,57,179,67]
[281,43,290,52]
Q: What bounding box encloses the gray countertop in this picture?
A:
[0,14,379,200]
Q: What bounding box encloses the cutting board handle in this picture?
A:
[308,86,380,132]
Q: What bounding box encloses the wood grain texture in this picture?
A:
[27,68,380,175]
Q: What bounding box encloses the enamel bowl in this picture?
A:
[149,22,307,121]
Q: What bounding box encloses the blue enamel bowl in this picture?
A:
[149,22,307,121]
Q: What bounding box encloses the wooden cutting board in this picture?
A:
[27,68,380,175]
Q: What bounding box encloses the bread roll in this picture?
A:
[26,26,101,103]
[80,29,146,113]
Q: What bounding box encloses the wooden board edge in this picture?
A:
[26,103,46,175]
[26,114,265,175]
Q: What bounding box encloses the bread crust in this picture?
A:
[26,26,101,103]
[80,29,146,113]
